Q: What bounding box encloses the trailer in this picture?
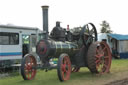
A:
[0,25,42,68]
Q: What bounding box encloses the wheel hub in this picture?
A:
[27,65,32,71]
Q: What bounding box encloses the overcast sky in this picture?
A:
[0,0,128,34]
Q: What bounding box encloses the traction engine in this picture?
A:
[21,6,112,81]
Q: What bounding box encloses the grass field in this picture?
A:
[0,59,128,85]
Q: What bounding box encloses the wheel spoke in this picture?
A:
[26,60,29,67]
[96,46,103,55]
[100,64,104,73]
[27,72,30,79]
[65,69,68,73]
[30,58,32,66]
[90,29,94,35]
[86,24,89,34]
[24,66,27,70]
[103,64,108,69]
[96,49,100,55]
[61,64,65,71]
[96,59,100,64]
[62,71,64,76]
[25,69,29,74]
[102,64,107,72]
[31,70,35,78]
[96,58,104,73]
[103,47,107,51]
[105,56,109,58]
[96,64,100,69]
[95,55,101,58]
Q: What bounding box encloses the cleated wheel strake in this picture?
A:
[87,41,112,74]
[57,54,71,82]
[21,54,37,80]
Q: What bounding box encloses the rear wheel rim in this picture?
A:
[95,42,111,74]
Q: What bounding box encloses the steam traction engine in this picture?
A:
[21,6,112,81]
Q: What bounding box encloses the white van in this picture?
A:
[0,25,43,68]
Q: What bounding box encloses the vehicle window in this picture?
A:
[0,32,19,45]
[22,35,29,44]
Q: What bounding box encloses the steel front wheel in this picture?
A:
[57,53,71,82]
[21,54,37,80]
[87,41,112,74]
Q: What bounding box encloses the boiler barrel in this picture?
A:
[36,39,79,59]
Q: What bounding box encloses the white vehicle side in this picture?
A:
[0,25,42,68]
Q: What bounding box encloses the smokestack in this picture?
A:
[41,5,49,39]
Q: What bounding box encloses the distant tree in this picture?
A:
[100,20,113,33]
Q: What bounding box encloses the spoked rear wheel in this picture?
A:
[21,54,37,80]
[57,53,71,82]
[87,41,112,74]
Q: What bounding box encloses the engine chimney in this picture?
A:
[41,6,49,39]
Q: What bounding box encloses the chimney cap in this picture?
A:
[41,5,49,9]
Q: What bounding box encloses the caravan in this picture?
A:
[0,25,43,68]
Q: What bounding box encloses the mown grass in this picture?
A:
[0,59,128,85]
